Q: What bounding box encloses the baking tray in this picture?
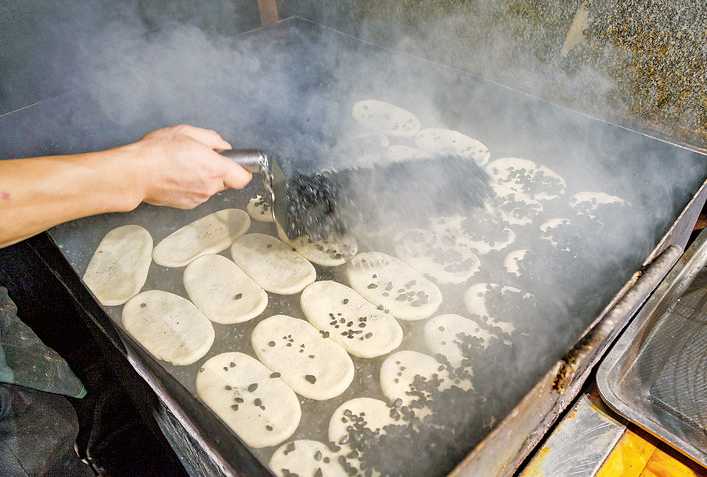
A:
[598,229,707,467]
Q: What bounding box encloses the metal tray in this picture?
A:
[598,229,707,467]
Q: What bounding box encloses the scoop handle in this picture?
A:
[221,149,269,174]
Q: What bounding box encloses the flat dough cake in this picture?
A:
[276,224,358,267]
[345,252,442,321]
[251,315,354,400]
[183,254,267,324]
[424,314,495,366]
[394,228,481,285]
[464,283,536,335]
[122,290,214,365]
[246,194,274,223]
[83,225,153,306]
[153,209,250,267]
[352,100,421,137]
[414,128,490,166]
[486,157,566,201]
[300,281,403,358]
[270,440,346,477]
[430,214,515,255]
[231,233,316,294]
[327,397,394,475]
[491,184,544,226]
[196,352,301,448]
[570,191,627,220]
[503,249,528,277]
[379,350,449,406]
[539,218,573,252]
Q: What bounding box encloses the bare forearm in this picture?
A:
[0,146,144,247]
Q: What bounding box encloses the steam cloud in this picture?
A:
[68,2,705,473]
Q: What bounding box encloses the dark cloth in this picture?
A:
[0,384,92,477]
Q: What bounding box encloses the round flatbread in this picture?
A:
[183,254,267,324]
[352,100,421,137]
[345,252,442,321]
[486,157,566,201]
[491,184,543,226]
[301,281,403,358]
[464,283,536,335]
[122,290,214,365]
[539,218,573,251]
[270,440,346,477]
[379,350,449,405]
[196,352,301,449]
[503,249,528,277]
[424,314,495,366]
[414,128,490,166]
[153,209,250,267]
[394,228,481,285]
[385,145,428,162]
[569,191,627,220]
[231,233,316,295]
[83,225,153,306]
[246,194,274,223]
[276,224,358,267]
[430,214,515,255]
[328,397,394,445]
[251,315,354,400]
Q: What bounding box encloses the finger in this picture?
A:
[212,152,253,189]
[175,124,232,150]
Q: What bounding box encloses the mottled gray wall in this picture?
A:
[0,1,260,115]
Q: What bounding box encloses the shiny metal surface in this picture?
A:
[598,228,707,468]
[519,394,625,477]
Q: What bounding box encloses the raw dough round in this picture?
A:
[270,440,346,477]
[379,350,448,405]
[328,397,393,445]
[414,128,490,166]
[251,315,354,400]
[430,214,515,255]
[486,157,566,201]
[424,314,494,366]
[246,194,274,223]
[122,290,214,365]
[491,184,544,226]
[231,233,316,294]
[503,249,528,277]
[153,209,250,267]
[352,100,421,137]
[277,224,357,267]
[464,283,535,335]
[301,281,403,358]
[83,225,153,306]
[345,252,442,321]
[569,191,626,220]
[394,228,481,285]
[196,352,301,448]
[183,254,267,324]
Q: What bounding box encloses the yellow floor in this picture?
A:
[597,429,706,477]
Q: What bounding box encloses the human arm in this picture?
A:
[0,125,252,248]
